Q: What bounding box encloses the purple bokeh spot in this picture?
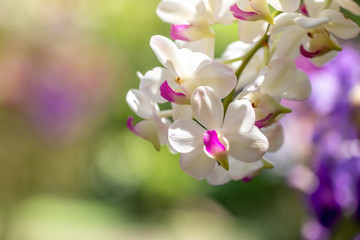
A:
[310,159,342,228]
[29,72,84,139]
[302,220,329,240]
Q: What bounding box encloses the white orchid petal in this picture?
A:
[207,0,223,23]
[134,119,162,151]
[156,0,197,24]
[236,71,265,99]
[228,127,269,162]
[321,9,360,39]
[268,0,300,12]
[192,0,215,24]
[221,41,253,61]
[172,103,193,120]
[176,38,215,59]
[336,0,360,15]
[282,70,311,100]
[191,62,236,98]
[261,123,284,152]
[136,71,144,79]
[176,48,211,77]
[250,0,273,23]
[139,67,176,103]
[222,99,255,136]
[228,157,264,180]
[191,86,224,130]
[238,20,268,43]
[274,29,307,59]
[304,0,325,17]
[261,58,297,96]
[150,35,180,73]
[217,0,238,24]
[157,117,172,146]
[270,13,302,34]
[126,89,157,119]
[237,52,263,90]
[180,147,217,180]
[294,16,330,29]
[311,50,338,66]
[206,165,232,185]
[168,119,205,153]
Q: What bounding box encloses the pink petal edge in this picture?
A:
[230,4,259,21]
[127,116,137,134]
[160,80,190,104]
[170,24,190,41]
[255,113,273,129]
[203,130,227,158]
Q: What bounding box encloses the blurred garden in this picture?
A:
[0,0,359,239]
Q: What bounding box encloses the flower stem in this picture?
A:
[223,28,270,112]
[221,56,244,64]
[262,41,270,68]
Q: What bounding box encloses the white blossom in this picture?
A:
[168,86,269,180]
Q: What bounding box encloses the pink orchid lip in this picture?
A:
[300,45,324,58]
[160,80,190,105]
[203,130,227,157]
[203,130,229,170]
[255,113,273,129]
[242,177,253,182]
[243,168,264,182]
[299,4,309,16]
[127,116,138,135]
[170,24,190,41]
[230,4,260,21]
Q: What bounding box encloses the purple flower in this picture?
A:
[289,46,360,238]
[310,158,342,228]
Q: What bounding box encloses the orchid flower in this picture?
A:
[125,0,360,185]
[146,35,236,104]
[168,86,269,180]
[270,7,360,64]
[207,122,284,185]
[236,58,311,128]
[126,89,171,151]
[220,40,265,90]
[157,0,237,41]
[229,0,300,43]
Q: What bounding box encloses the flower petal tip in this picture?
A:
[203,130,229,170]
[127,116,137,134]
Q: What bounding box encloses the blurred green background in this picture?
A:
[1,1,358,240]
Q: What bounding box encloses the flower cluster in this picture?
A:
[126,0,360,185]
